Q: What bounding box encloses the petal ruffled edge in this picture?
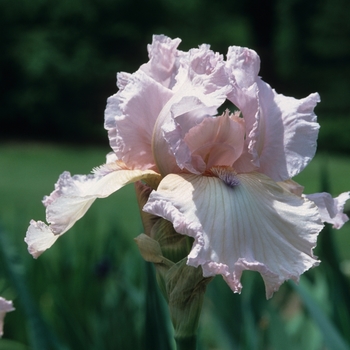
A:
[306,191,350,229]
[152,44,233,176]
[255,83,320,181]
[105,70,174,170]
[143,171,323,299]
[141,34,182,89]
[226,46,320,181]
[25,162,160,258]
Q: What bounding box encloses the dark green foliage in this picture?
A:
[143,263,173,350]
[0,224,67,350]
[1,0,350,153]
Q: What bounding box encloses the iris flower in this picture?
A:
[25,35,349,298]
[0,297,14,337]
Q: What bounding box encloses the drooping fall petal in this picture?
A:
[0,297,15,338]
[306,191,350,229]
[25,163,160,258]
[143,170,323,298]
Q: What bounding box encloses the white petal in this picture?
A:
[0,297,15,338]
[143,171,323,298]
[306,192,350,228]
[25,220,61,259]
[25,164,160,258]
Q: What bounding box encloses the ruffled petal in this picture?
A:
[116,72,132,90]
[226,46,320,181]
[159,95,218,174]
[224,47,265,174]
[153,45,233,175]
[306,192,350,228]
[0,297,15,338]
[25,220,61,259]
[185,44,231,96]
[25,163,160,258]
[255,83,320,181]
[105,70,174,170]
[140,34,182,89]
[143,170,323,298]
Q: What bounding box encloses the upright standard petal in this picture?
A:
[141,34,182,89]
[226,46,320,181]
[152,44,232,176]
[105,70,174,170]
[253,83,320,181]
[306,192,350,229]
[143,170,323,298]
[0,297,15,338]
[25,163,160,258]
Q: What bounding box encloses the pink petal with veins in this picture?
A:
[144,170,323,298]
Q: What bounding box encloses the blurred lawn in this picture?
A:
[0,142,350,349]
[0,142,151,349]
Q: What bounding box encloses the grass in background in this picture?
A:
[1,142,350,349]
[0,142,151,349]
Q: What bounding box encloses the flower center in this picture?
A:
[209,166,240,188]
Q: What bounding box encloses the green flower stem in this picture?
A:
[135,234,212,350]
[134,183,213,350]
[175,335,197,350]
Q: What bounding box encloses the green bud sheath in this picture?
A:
[134,182,213,350]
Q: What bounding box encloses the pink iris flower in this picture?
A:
[25,35,349,298]
[0,297,14,337]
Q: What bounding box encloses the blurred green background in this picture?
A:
[1,0,350,349]
[1,0,350,152]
